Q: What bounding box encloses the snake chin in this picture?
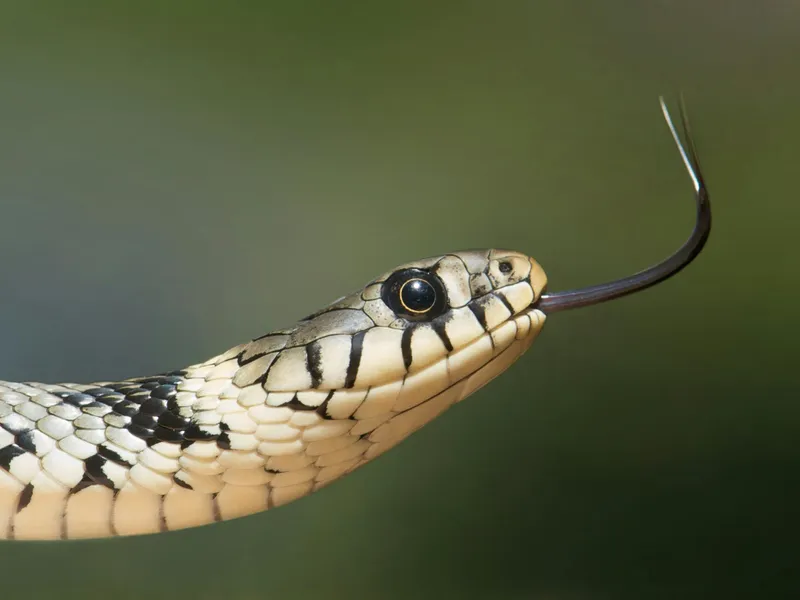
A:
[448,307,545,405]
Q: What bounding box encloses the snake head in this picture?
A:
[184,97,707,514]
[230,250,548,397]
[196,250,550,470]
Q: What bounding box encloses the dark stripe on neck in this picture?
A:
[306,341,323,388]
[431,318,453,352]
[344,331,366,389]
[401,327,414,371]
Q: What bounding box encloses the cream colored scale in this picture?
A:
[0,98,710,540]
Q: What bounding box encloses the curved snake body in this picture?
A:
[0,98,710,541]
[0,250,546,539]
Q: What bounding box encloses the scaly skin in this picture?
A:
[0,99,712,541]
[0,249,546,539]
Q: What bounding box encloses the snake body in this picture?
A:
[0,98,711,541]
[0,250,547,539]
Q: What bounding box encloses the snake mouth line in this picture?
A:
[524,299,543,315]
[331,300,544,401]
[524,281,548,314]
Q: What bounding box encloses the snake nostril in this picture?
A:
[498,261,513,274]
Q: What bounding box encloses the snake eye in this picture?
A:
[399,278,436,313]
[382,268,448,321]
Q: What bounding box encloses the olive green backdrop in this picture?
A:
[0,2,796,599]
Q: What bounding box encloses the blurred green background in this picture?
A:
[0,2,797,598]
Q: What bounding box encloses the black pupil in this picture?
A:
[400,279,436,313]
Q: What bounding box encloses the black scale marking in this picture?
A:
[306,342,324,389]
[285,395,317,412]
[174,477,193,490]
[0,369,243,498]
[315,391,335,420]
[70,370,220,494]
[98,371,207,449]
[16,483,33,513]
[15,431,38,454]
[468,300,489,331]
[0,444,26,471]
[97,444,133,467]
[0,403,39,477]
[2,413,32,436]
[430,317,454,352]
[400,327,414,371]
[344,331,366,389]
[84,453,116,489]
[496,292,517,316]
[216,422,231,450]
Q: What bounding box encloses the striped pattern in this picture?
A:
[0,249,547,539]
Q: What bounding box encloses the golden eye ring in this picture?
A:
[398,278,436,314]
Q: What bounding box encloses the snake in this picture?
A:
[0,99,710,540]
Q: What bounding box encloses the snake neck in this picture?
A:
[0,306,544,540]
